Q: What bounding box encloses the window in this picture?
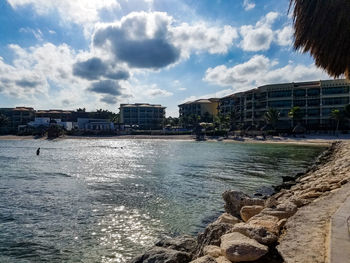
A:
[307,99,320,106]
[268,90,292,98]
[307,109,320,116]
[268,100,292,108]
[294,89,306,97]
[307,88,320,96]
[294,100,306,107]
[322,86,349,95]
[322,97,349,105]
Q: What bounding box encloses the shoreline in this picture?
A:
[0,134,347,146]
[131,141,350,263]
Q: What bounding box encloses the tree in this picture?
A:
[288,106,304,128]
[90,109,118,121]
[264,108,280,130]
[228,111,236,131]
[289,0,350,79]
[76,108,86,112]
[0,114,9,128]
[344,104,350,118]
[330,109,344,136]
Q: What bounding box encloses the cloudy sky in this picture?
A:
[0,0,331,116]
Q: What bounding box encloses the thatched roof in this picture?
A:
[289,0,350,79]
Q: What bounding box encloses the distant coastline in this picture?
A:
[0,134,348,146]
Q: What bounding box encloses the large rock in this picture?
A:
[247,214,282,235]
[196,223,234,258]
[214,213,240,225]
[231,222,278,245]
[260,202,297,220]
[203,245,222,258]
[222,190,264,217]
[155,235,197,255]
[190,255,217,263]
[220,232,269,262]
[131,247,192,263]
[216,256,231,263]
[240,205,264,222]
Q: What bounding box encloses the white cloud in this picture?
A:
[204,55,330,92]
[276,26,294,46]
[7,0,120,25]
[145,87,173,98]
[92,11,238,69]
[171,23,238,57]
[243,0,255,11]
[0,43,100,109]
[239,12,279,51]
[19,27,43,41]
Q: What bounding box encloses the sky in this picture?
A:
[0,0,332,117]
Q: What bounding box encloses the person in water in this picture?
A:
[36,148,40,156]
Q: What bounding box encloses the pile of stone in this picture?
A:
[131,141,349,263]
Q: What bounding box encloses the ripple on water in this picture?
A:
[0,139,325,262]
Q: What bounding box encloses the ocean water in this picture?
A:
[0,139,324,262]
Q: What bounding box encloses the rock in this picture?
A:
[196,223,234,258]
[190,255,217,263]
[203,245,222,258]
[299,191,322,199]
[340,178,348,185]
[215,256,231,263]
[253,185,275,198]
[282,175,295,182]
[220,232,269,262]
[247,214,281,234]
[240,205,264,222]
[214,213,240,225]
[289,196,311,207]
[155,235,197,255]
[230,222,278,245]
[131,247,192,263]
[265,196,279,208]
[260,202,297,220]
[222,190,264,217]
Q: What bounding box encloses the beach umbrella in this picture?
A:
[289,0,350,79]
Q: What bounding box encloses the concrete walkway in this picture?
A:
[328,194,350,263]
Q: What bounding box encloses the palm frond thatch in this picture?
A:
[289,0,350,79]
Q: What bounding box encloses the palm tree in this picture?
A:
[330,109,344,136]
[344,104,350,118]
[228,111,236,131]
[264,108,280,130]
[289,0,350,79]
[0,114,9,128]
[288,106,304,129]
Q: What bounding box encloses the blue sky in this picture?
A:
[0,0,331,116]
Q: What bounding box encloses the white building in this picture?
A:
[77,118,114,131]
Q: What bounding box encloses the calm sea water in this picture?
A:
[0,139,324,263]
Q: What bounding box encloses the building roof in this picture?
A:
[13,107,34,111]
[120,103,166,108]
[178,98,219,106]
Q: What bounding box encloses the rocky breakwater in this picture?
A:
[131,141,349,263]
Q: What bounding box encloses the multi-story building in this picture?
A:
[178,98,219,121]
[218,79,350,130]
[119,103,166,129]
[0,107,35,132]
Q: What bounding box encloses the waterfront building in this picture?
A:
[0,107,35,132]
[218,79,350,130]
[77,118,114,131]
[178,98,219,122]
[119,103,166,130]
[28,117,73,131]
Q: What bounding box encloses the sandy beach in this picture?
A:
[1,134,349,146]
